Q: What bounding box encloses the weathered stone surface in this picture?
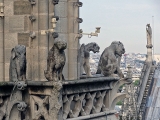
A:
[68,33,79,49]
[30,95,49,119]
[4,1,14,16]
[56,18,68,33]
[44,38,67,81]
[146,24,152,46]
[18,33,29,47]
[4,49,11,63]
[97,41,125,78]
[38,15,48,29]
[62,76,120,119]
[9,16,24,32]
[55,2,67,17]
[63,81,110,95]
[5,33,17,48]
[79,42,100,77]
[39,48,48,61]
[38,0,49,13]
[14,1,31,15]
[24,16,30,31]
[4,17,9,32]
[5,63,10,81]
[30,62,39,81]
[9,45,27,82]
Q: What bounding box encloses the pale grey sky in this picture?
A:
[80,0,160,54]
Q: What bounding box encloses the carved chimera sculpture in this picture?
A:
[9,45,27,82]
[44,38,67,81]
[97,41,125,78]
[79,42,100,77]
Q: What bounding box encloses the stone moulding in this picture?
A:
[62,77,119,95]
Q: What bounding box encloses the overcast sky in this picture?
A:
[80,0,160,54]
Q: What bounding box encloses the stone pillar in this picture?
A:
[29,0,40,81]
[68,0,79,80]
[48,0,54,50]
[38,0,49,81]
[0,0,4,81]
[54,0,80,80]
[4,1,17,81]
[55,0,69,79]
[146,24,153,62]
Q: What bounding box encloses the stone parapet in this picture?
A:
[0,76,125,120]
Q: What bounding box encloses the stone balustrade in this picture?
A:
[62,77,119,119]
[0,76,131,120]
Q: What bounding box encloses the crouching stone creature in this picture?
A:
[44,38,67,81]
[79,42,100,77]
[96,41,125,78]
[9,45,26,82]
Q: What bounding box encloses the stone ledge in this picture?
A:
[0,77,119,87]
[63,77,119,95]
[63,77,119,85]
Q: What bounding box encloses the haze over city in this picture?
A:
[80,0,160,54]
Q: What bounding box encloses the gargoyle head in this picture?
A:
[90,42,100,53]
[54,38,67,51]
[111,41,125,57]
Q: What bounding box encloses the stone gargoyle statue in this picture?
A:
[9,45,27,82]
[96,41,125,78]
[44,38,67,81]
[79,42,100,77]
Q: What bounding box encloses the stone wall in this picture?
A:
[0,0,80,81]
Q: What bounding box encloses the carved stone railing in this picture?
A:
[62,77,131,120]
[0,76,131,120]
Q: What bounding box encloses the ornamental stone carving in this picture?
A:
[97,41,125,78]
[49,81,63,120]
[146,24,152,48]
[9,45,27,82]
[0,97,8,120]
[44,38,67,81]
[16,81,27,90]
[16,101,27,111]
[79,42,100,77]
[30,95,49,119]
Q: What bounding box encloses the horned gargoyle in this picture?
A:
[79,42,100,77]
[44,38,67,81]
[97,41,125,78]
[9,45,27,82]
